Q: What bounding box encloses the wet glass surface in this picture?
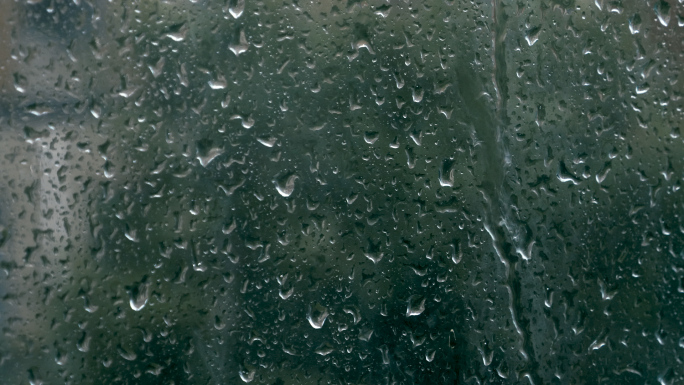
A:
[0,0,683,384]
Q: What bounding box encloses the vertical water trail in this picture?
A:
[486,0,537,376]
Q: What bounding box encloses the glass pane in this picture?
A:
[1,0,683,384]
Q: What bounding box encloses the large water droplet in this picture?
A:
[406,295,425,316]
[228,0,245,19]
[315,342,334,356]
[274,172,297,197]
[654,1,671,27]
[129,279,150,311]
[629,14,642,34]
[307,303,329,329]
[239,363,255,383]
[525,26,541,46]
[229,29,249,56]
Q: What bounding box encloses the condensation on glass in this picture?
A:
[0,0,683,384]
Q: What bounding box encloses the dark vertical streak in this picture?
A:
[489,3,542,384]
[492,0,509,130]
[489,0,539,379]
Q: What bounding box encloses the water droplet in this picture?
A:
[343,305,362,324]
[636,84,650,95]
[118,345,137,361]
[315,342,334,356]
[359,327,373,341]
[129,280,150,311]
[239,364,255,383]
[406,295,425,316]
[25,104,52,116]
[229,29,249,56]
[364,251,384,264]
[278,286,294,299]
[148,57,165,77]
[654,1,671,27]
[55,350,67,366]
[412,87,424,103]
[165,23,188,42]
[310,123,326,131]
[307,303,329,329]
[77,332,90,352]
[425,349,436,362]
[374,4,391,18]
[450,242,463,264]
[257,136,277,147]
[196,139,224,167]
[228,0,245,19]
[274,172,297,197]
[525,26,541,46]
[208,76,227,90]
[629,14,642,34]
[557,161,580,184]
[363,131,379,145]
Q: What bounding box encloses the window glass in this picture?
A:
[1,0,683,384]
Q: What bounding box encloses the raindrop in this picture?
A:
[257,136,277,147]
[129,279,150,311]
[228,0,245,19]
[55,350,67,366]
[274,172,297,197]
[654,1,671,27]
[77,332,90,353]
[165,23,188,42]
[406,295,425,316]
[412,87,424,103]
[208,76,227,90]
[315,342,334,356]
[307,303,329,329]
[148,57,165,77]
[525,26,541,46]
[374,4,392,18]
[425,349,436,362]
[239,363,255,383]
[364,131,379,145]
[557,161,580,184]
[196,139,224,167]
[629,14,642,34]
[229,29,249,56]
